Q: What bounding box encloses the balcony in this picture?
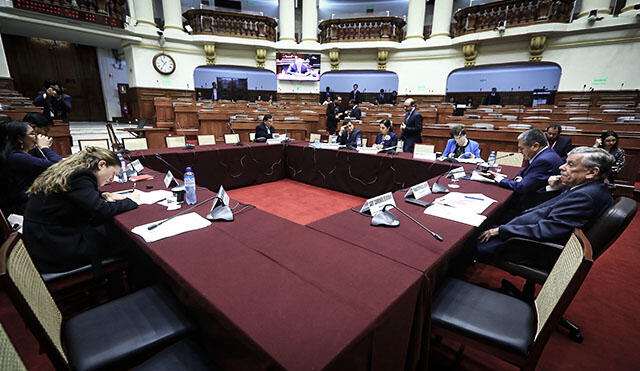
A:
[453,0,574,37]
[183,9,278,42]
[318,17,406,43]
[12,0,127,28]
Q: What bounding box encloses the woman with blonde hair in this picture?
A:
[23,147,139,273]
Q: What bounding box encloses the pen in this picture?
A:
[464,196,484,201]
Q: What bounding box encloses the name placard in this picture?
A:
[212,185,230,210]
[131,159,144,172]
[450,166,467,179]
[413,152,437,160]
[357,147,379,154]
[163,171,176,188]
[360,192,396,215]
[405,180,432,200]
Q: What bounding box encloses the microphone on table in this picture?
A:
[431,160,457,194]
[379,204,443,241]
[147,195,218,230]
[154,153,185,178]
[477,152,515,172]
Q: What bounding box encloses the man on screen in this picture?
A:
[286,57,311,76]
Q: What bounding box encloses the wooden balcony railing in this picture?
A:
[13,0,127,28]
[183,9,277,41]
[318,17,406,43]
[453,0,574,37]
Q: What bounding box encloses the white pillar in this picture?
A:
[430,0,454,38]
[620,1,640,16]
[405,0,427,41]
[301,0,318,44]
[279,0,296,43]
[162,0,185,36]
[576,0,612,18]
[0,34,10,79]
[133,0,157,29]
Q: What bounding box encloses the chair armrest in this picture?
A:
[503,236,564,251]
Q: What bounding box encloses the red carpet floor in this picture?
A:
[227,179,365,225]
[2,180,638,370]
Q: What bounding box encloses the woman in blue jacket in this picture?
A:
[442,125,481,159]
[374,119,398,149]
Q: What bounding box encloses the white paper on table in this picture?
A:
[131,212,211,243]
[456,157,484,164]
[7,214,23,234]
[433,192,496,215]
[424,204,487,227]
[470,171,498,183]
[132,190,174,205]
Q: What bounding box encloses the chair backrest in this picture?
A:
[414,144,435,154]
[197,135,216,145]
[105,123,121,150]
[309,133,321,143]
[249,133,256,141]
[522,116,549,120]
[122,137,149,151]
[584,197,637,260]
[78,138,110,151]
[496,151,524,167]
[502,115,518,121]
[165,136,186,148]
[0,323,26,371]
[0,233,68,368]
[533,230,593,344]
[471,123,494,130]
[361,138,368,147]
[569,117,600,121]
[224,134,240,144]
[0,209,14,241]
[507,124,533,129]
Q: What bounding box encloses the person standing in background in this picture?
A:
[349,84,361,104]
[376,89,386,105]
[483,87,501,105]
[400,98,423,152]
[210,82,219,101]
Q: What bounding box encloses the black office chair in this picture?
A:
[431,230,594,370]
[0,232,214,371]
[494,196,637,342]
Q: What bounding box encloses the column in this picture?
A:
[133,0,156,29]
[430,0,454,38]
[404,0,427,41]
[279,0,296,43]
[301,0,318,44]
[162,0,185,36]
[576,0,612,18]
[0,34,10,80]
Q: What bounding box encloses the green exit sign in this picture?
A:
[593,76,608,85]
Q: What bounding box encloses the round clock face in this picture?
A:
[153,53,176,75]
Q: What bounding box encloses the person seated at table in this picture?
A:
[594,130,625,182]
[374,119,398,150]
[347,100,362,120]
[545,124,572,159]
[441,125,481,159]
[0,121,62,215]
[255,114,277,141]
[23,147,140,274]
[337,119,362,147]
[376,89,386,105]
[481,128,563,214]
[477,147,614,269]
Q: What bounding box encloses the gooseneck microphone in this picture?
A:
[385,204,443,241]
[154,153,184,177]
[432,160,458,194]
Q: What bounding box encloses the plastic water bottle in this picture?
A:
[117,153,127,183]
[488,151,496,167]
[184,167,197,205]
[357,136,362,147]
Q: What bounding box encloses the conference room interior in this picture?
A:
[1,0,640,370]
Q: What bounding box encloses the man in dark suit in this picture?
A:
[347,100,362,120]
[337,120,362,147]
[321,86,333,103]
[349,84,361,104]
[33,80,72,123]
[210,82,219,101]
[376,89,386,105]
[483,129,563,213]
[477,147,614,268]
[325,96,344,134]
[400,98,423,152]
[255,114,277,140]
[483,87,501,105]
[546,124,573,159]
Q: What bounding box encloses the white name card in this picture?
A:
[266,138,281,145]
[450,166,467,179]
[413,152,437,161]
[131,159,144,172]
[360,192,396,215]
[357,147,379,154]
[212,185,230,210]
[405,181,432,200]
[163,170,176,188]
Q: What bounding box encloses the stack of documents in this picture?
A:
[132,190,174,205]
[424,192,496,226]
[131,212,211,242]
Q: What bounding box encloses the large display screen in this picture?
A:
[276,53,321,81]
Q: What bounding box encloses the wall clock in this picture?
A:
[152,53,176,75]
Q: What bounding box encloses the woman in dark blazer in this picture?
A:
[23,147,139,273]
[374,119,398,149]
[0,121,61,214]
